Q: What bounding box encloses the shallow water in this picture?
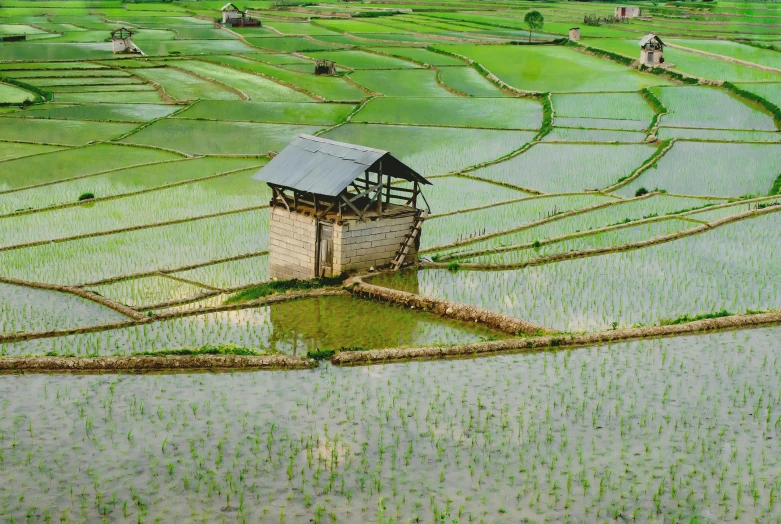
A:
[2,326,781,522]
[0,295,504,357]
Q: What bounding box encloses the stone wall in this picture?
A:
[334,214,416,273]
[269,207,317,280]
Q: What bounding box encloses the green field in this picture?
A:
[3,1,781,521]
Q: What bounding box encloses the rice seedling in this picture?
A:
[470,143,656,192]
[616,141,781,198]
[323,124,534,176]
[121,119,322,155]
[2,327,781,520]
[0,282,126,335]
[352,97,542,130]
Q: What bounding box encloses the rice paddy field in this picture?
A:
[2,0,781,521]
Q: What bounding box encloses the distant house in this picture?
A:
[569,27,580,41]
[639,34,664,66]
[110,28,141,54]
[253,134,431,279]
[220,3,260,27]
[314,59,336,75]
[615,5,641,18]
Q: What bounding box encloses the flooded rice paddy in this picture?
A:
[3,327,781,521]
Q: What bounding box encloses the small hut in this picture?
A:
[615,5,641,19]
[253,134,431,279]
[314,59,336,75]
[220,3,260,26]
[639,34,664,66]
[110,28,141,54]
[221,3,243,23]
[568,27,580,41]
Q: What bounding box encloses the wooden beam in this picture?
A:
[340,193,365,221]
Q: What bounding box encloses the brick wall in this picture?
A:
[269,207,317,280]
[334,214,416,273]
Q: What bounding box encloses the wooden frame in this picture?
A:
[268,165,429,224]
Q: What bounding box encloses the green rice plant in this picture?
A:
[352,96,541,129]
[0,143,182,191]
[173,100,355,125]
[617,142,781,198]
[552,92,655,121]
[435,45,671,93]
[90,275,213,308]
[0,209,271,285]
[9,103,178,122]
[0,142,61,162]
[202,55,365,101]
[130,66,242,101]
[307,50,421,70]
[0,156,262,214]
[121,119,321,155]
[1,295,502,356]
[0,282,126,336]
[169,60,312,102]
[1,167,270,248]
[0,117,137,146]
[171,254,270,290]
[436,67,510,97]
[349,69,459,97]
[651,85,776,130]
[470,143,656,193]
[378,211,781,331]
[323,124,534,176]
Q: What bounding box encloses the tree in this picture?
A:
[524,10,544,42]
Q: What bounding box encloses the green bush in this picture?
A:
[635,187,649,197]
[78,192,95,201]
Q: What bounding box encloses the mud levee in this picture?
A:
[0,354,316,373]
[349,277,553,335]
[331,310,781,366]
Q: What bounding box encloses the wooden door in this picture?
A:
[317,223,333,277]
[621,7,626,16]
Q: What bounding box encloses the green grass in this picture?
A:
[225,273,346,304]
[658,309,733,326]
[370,47,465,66]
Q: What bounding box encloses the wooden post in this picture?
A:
[412,181,418,209]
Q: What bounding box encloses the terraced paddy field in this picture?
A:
[2,0,781,521]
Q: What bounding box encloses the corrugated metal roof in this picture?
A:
[252,134,430,197]
[639,34,663,47]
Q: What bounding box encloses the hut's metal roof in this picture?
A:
[252,134,430,197]
[221,2,240,11]
[639,34,663,47]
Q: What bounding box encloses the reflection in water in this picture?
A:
[267,294,500,355]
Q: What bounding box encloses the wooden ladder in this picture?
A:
[391,210,427,271]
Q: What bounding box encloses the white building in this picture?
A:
[639,34,664,66]
[253,135,431,279]
[110,28,141,54]
[615,5,641,18]
[221,3,244,24]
